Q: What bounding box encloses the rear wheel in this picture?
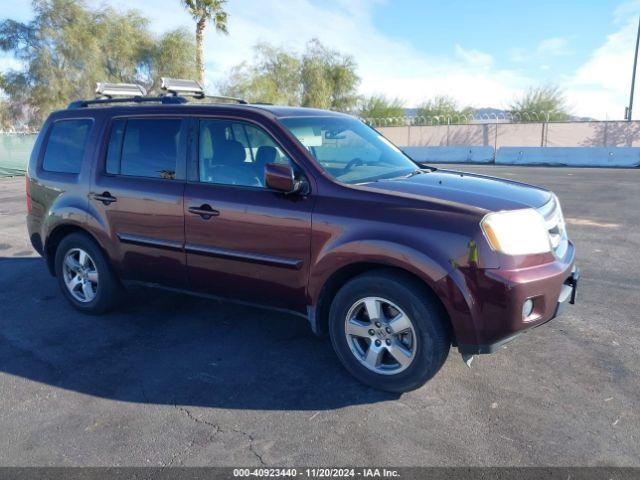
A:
[54,232,123,314]
[329,270,450,392]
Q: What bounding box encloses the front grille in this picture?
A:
[538,196,568,259]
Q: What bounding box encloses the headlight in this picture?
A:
[480,208,551,255]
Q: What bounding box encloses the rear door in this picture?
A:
[184,117,314,312]
[90,116,188,288]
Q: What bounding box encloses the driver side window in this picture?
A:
[198,119,291,187]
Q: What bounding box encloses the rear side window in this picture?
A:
[42,119,92,174]
[105,118,183,180]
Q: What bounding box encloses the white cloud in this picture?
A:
[508,48,528,63]
[454,44,493,68]
[194,0,518,107]
[507,37,571,65]
[567,7,639,119]
[537,37,571,57]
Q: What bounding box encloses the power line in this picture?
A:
[626,16,640,121]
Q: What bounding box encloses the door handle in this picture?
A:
[93,191,117,205]
[188,204,220,220]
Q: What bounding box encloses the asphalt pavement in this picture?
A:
[0,165,638,466]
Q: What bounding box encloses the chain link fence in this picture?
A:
[362,111,565,127]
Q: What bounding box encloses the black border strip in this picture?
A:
[0,467,638,480]
[117,233,183,251]
[185,243,302,270]
[116,233,302,269]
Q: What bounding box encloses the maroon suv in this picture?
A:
[26,80,578,392]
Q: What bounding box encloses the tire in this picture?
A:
[329,269,450,393]
[54,232,123,314]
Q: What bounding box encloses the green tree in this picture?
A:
[219,43,301,105]
[181,0,228,86]
[151,28,198,91]
[301,39,359,111]
[0,100,12,130]
[509,85,570,122]
[0,0,197,127]
[219,39,360,111]
[358,95,405,125]
[415,95,472,124]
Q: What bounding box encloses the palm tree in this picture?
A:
[182,0,229,86]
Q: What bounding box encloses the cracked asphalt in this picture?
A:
[0,165,639,466]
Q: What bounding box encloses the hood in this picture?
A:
[362,169,552,212]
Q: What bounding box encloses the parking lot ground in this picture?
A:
[0,165,639,466]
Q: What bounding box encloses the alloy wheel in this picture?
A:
[62,248,99,303]
[344,296,417,375]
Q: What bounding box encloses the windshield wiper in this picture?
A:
[405,169,426,178]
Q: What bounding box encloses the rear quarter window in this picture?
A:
[42,119,92,174]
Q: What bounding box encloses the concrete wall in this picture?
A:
[495,147,640,167]
[402,146,494,163]
[380,121,640,167]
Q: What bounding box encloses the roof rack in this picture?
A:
[161,77,204,97]
[67,79,248,109]
[96,82,147,98]
[161,77,248,104]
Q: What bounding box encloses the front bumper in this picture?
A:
[457,258,579,355]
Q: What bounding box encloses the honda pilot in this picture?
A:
[25,79,579,392]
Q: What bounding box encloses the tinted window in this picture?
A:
[42,119,92,174]
[105,119,125,175]
[112,119,183,180]
[199,119,291,187]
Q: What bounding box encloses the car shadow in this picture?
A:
[0,257,398,410]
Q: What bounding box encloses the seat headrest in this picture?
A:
[255,145,277,166]
[213,140,246,165]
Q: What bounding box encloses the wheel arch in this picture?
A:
[44,223,108,276]
[306,228,482,345]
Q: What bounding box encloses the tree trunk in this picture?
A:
[195,16,206,86]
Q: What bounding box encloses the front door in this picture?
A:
[90,117,188,288]
[184,118,314,312]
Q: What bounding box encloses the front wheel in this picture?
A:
[329,270,450,392]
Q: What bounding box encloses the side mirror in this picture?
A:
[265,163,305,194]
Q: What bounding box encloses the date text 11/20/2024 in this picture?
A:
[233,468,400,477]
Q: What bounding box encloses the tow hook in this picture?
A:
[461,353,474,368]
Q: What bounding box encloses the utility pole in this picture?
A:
[627,16,640,121]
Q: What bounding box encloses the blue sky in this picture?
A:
[2,0,640,119]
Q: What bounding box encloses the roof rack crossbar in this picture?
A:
[202,94,248,104]
[67,95,187,109]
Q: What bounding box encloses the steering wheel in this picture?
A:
[343,157,366,173]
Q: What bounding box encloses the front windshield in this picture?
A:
[279,116,419,184]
